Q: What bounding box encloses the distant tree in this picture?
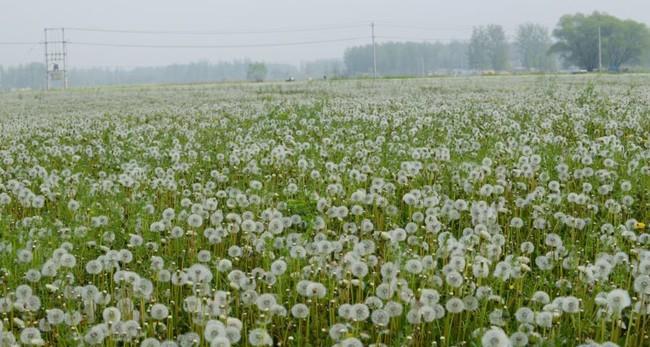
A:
[343,46,372,75]
[0,63,45,90]
[468,27,490,70]
[246,62,267,82]
[300,59,344,78]
[515,23,555,71]
[551,12,650,71]
[343,41,468,76]
[444,41,470,70]
[0,61,306,89]
[468,25,509,71]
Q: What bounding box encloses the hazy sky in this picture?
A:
[1,0,650,68]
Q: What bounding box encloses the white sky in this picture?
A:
[1,0,649,68]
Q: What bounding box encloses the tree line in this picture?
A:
[344,41,469,76]
[0,59,344,90]
[345,12,650,75]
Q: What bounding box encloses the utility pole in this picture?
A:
[371,22,377,79]
[598,26,602,72]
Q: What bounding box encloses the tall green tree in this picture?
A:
[515,23,555,71]
[551,12,650,71]
[468,27,490,70]
[468,25,509,71]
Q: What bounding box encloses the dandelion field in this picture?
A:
[0,75,649,347]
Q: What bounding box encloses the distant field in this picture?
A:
[0,75,649,347]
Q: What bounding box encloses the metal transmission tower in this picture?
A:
[44,28,68,90]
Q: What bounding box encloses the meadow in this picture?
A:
[0,74,649,346]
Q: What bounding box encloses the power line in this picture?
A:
[0,42,41,45]
[1,22,520,49]
[376,22,519,31]
[64,24,367,36]
[377,24,475,31]
[66,37,368,49]
[376,35,466,42]
[0,23,495,49]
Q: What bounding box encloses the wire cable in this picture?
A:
[64,24,367,36]
[376,24,475,31]
[375,21,519,31]
[376,36,465,42]
[67,37,369,49]
[0,42,42,45]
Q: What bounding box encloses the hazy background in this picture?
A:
[2,0,650,68]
